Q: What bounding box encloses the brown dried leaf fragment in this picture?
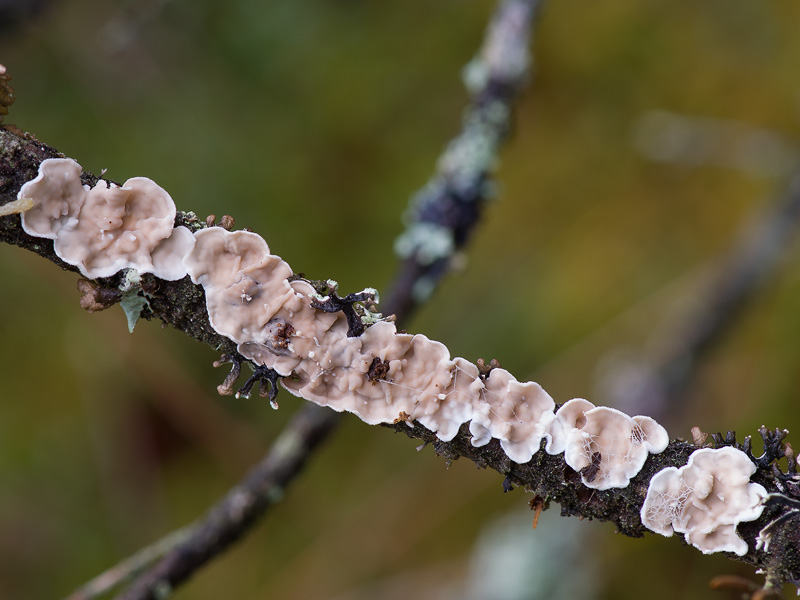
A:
[367,357,391,384]
[580,452,603,483]
[220,215,235,230]
[267,319,295,352]
[77,279,122,313]
[691,425,708,447]
[393,411,412,424]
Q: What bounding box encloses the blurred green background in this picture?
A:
[3,1,800,598]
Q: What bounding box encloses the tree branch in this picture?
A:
[607,169,800,426]
[384,0,542,319]
[5,130,800,598]
[63,527,195,600]
[114,403,336,600]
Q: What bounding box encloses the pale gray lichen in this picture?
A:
[394,222,455,264]
[462,58,491,95]
[119,269,149,333]
[438,118,499,194]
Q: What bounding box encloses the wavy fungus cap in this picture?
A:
[564,407,668,490]
[544,399,668,489]
[641,447,767,555]
[184,227,295,344]
[19,158,192,280]
[468,367,556,464]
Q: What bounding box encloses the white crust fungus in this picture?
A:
[468,367,556,463]
[22,160,775,515]
[199,247,660,484]
[641,447,767,556]
[183,227,296,346]
[543,399,668,490]
[544,398,595,454]
[19,158,192,280]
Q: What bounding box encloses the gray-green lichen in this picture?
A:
[119,269,149,333]
[394,222,455,264]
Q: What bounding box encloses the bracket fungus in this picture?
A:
[640,447,767,556]
[543,399,668,490]
[183,227,296,346]
[18,158,193,280]
[467,367,556,463]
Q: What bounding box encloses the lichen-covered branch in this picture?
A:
[63,526,195,600]
[384,0,542,319]
[5,133,800,594]
[7,3,547,598]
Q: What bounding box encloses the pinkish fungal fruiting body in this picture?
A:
[16,158,770,555]
[640,447,767,556]
[543,400,669,490]
[18,158,192,280]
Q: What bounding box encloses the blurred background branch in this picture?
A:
[601,166,800,428]
[114,403,340,600]
[385,0,541,320]
[0,0,51,36]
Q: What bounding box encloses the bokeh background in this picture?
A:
[3,1,800,598]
